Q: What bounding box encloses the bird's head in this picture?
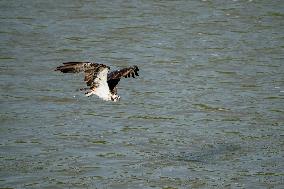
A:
[111,94,120,102]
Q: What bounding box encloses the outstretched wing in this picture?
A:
[55,62,110,88]
[107,65,139,93]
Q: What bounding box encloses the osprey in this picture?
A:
[55,62,139,102]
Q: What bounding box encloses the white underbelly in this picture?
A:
[93,84,111,101]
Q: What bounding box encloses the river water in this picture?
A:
[0,0,283,188]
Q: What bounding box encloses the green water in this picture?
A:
[0,0,283,188]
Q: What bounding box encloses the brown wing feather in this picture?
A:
[55,62,91,73]
[107,65,139,80]
[55,62,110,87]
[107,65,139,92]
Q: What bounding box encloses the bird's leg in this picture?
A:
[85,90,93,97]
[77,87,93,96]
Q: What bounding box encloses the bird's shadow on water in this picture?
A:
[167,143,243,164]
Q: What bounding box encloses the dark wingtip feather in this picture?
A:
[55,64,77,73]
[63,62,87,65]
[134,70,139,76]
[133,65,139,71]
[54,66,63,72]
[132,65,139,76]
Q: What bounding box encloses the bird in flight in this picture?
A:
[55,62,139,102]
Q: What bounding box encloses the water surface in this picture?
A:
[0,0,283,188]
